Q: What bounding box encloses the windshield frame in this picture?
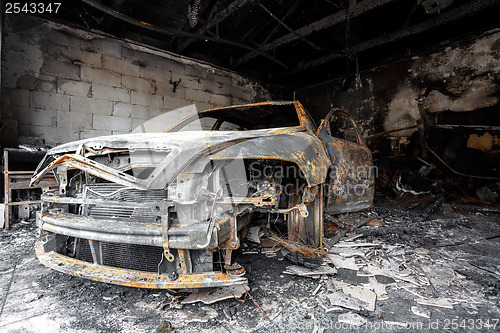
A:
[165,101,317,133]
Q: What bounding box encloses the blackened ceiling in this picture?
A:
[34,0,500,88]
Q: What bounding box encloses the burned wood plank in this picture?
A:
[325,216,377,247]
[418,196,445,222]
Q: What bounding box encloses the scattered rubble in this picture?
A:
[247,226,263,244]
[338,311,367,327]
[283,265,337,278]
[411,305,431,318]
[181,285,247,305]
[324,290,373,311]
[1,193,499,332]
[183,306,218,323]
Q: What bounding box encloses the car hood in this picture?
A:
[32,126,330,190]
[47,126,305,155]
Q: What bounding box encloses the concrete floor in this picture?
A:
[1,195,499,333]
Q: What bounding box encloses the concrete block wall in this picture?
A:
[1,15,273,147]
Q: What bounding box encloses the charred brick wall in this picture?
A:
[1,15,276,147]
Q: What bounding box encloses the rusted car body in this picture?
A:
[32,101,374,289]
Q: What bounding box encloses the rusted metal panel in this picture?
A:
[209,132,331,187]
[32,128,315,190]
[317,109,375,214]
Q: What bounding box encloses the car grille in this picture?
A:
[82,183,167,221]
[84,183,167,201]
[55,234,94,263]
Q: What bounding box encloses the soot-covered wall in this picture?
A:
[296,28,500,156]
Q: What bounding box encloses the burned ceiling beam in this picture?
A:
[206,0,252,29]
[233,0,398,67]
[178,0,251,52]
[80,0,288,68]
[267,0,397,48]
[403,1,420,28]
[227,10,282,60]
[280,0,500,77]
[324,0,345,10]
[101,0,128,30]
[226,0,302,67]
[261,0,302,44]
[256,1,335,53]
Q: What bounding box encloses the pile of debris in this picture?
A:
[252,205,494,329]
[140,199,498,331]
[315,239,480,310]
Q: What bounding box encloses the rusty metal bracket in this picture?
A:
[218,214,240,250]
[197,189,222,249]
[159,204,175,262]
[271,203,309,217]
[88,240,103,265]
[178,249,192,273]
[31,154,144,189]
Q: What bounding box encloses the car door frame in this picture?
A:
[316,108,375,214]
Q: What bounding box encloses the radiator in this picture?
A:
[82,183,167,221]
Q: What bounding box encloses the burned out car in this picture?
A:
[31,101,374,289]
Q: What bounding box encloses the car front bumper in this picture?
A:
[35,234,247,289]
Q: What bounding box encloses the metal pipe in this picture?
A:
[365,125,418,139]
[41,212,162,236]
[428,124,500,131]
[42,222,163,247]
[425,144,500,180]
[270,203,309,217]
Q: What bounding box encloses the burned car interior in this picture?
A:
[30,101,373,289]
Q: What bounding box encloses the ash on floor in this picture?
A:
[0,194,499,333]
